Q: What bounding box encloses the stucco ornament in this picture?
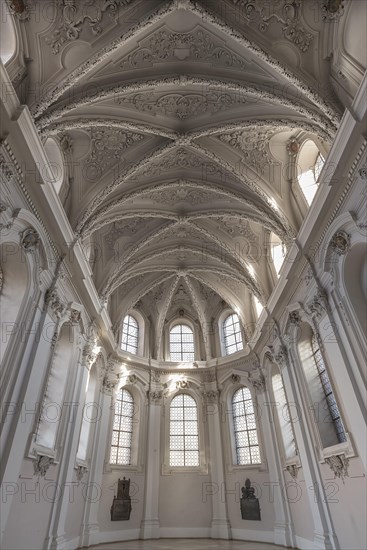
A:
[33,454,53,477]
[44,288,65,317]
[75,464,88,482]
[325,454,349,482]
[286,464,300,479]
[321,0,345,21]
[21,228,40,252]
[330,230,351,255]
[44,0,133,54]
[230,0,314,52]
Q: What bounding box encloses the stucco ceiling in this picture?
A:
[11,0,348,342]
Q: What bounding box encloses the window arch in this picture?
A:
[0,4,17,65]
[169,324,195,362]
[121,314,139,355]
[271,371,298,460]
[232,387,261,465]
[223,313,243,355]
[169,394,199,467]
[297,140,325,206]
[110,388,134,465]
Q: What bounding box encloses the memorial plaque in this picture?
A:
[240,478,261,521]
[111,477,132,521]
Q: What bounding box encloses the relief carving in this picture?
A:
[231,0,314,52]
[325,454,349,482]
[33,454,53,477]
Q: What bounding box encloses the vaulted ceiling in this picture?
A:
[11,0,350,352]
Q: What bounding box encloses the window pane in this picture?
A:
[169,324,195,362]
[121,314,139,355]
[223,314,244,356]
[169,394,199,467]
[109,389,134,465]
[232,387,261,465]
[311,335,346,443]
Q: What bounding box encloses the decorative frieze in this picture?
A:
[325,454,349,482]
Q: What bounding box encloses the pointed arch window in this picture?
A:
[223,313,243,355]
[110,389,134,465]
[121,314,138,354]
[232,387,261,465]
[169,394,199,467]
[169,324,194,362]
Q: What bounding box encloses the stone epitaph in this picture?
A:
[110,477,132,521]
[240,478,261,521]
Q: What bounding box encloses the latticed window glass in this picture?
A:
[110,389,134,465]
[232,387,261,465]
[169,394,199,467]
[223,314,243,355]
[311,334,346,443]
[121,314,138,354]
[169,324,195,362]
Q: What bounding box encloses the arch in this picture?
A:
[253,295,264,319]
[231,386,261,465]
[169,322,195,362]
[169,393,199,467]
[110,388,134,465]
[297,139,325,206]
[43,137,65,194]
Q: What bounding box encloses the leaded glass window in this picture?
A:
[121,314,138,354]
[169,324,195,362]
[311,334,346,443]
[223,314,243,355]
[110,389,134,465]
[169,394,199,467]
[232,387,261,465]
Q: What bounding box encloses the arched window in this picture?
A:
[169,394,199,467]
[232,387,261,465]
[223,313,243,355]
[270,232,286,276]
[110,388,134,465]
[272,372,298,459]
[121,314,139,355]
[0,4,17,65]
[297,140,325,206]
[311,334,346,443]
[169,324,194,362]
